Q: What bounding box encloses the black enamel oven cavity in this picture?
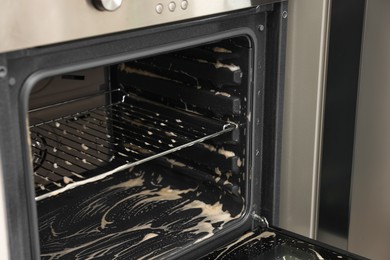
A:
[0,2,340,260]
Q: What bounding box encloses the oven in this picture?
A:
[0,1,367,259]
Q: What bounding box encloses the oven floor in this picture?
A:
[37,163,243,259]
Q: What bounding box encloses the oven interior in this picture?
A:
[28,36,254,259]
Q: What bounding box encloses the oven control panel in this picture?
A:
[154,1,188,14]
[0,0,284,53]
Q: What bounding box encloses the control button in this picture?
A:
[156,3,163,14]
[93,0,122,12]
[168,1,176,12]
[181,0,188,10]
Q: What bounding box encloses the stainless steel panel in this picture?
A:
[317,0,365,250]
[349,0,390,259]
[0,0,282,53]
[279,0,330,238]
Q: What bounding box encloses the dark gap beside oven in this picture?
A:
[28,36,253,259]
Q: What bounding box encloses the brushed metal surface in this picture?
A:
[93,0,123,11]
[349,0,390,259]
[0,0,282,53]
[317,0,365,250]
[279,0,330,238]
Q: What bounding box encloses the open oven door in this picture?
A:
[201,225,368,260]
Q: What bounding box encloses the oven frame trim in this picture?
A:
[31,29,258,260]
[23,30,259,260]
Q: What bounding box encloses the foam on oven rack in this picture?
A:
[29,90,236,200]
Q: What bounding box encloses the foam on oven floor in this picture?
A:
[37,164,243,259]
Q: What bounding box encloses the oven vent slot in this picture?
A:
[30,90,236,200]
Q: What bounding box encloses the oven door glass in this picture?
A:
[201,227,368,260]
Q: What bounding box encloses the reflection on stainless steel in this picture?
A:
[349,0,390,259]
[0,0,284,53]
[92,0,123,12]
[279,0,330,239]
[317,0,365,250]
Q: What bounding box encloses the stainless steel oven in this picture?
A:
[0,1,367,259]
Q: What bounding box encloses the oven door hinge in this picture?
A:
[251,211,269,229]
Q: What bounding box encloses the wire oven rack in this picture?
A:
[29,89,236,200]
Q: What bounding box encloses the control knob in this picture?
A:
[93,0,122,11]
